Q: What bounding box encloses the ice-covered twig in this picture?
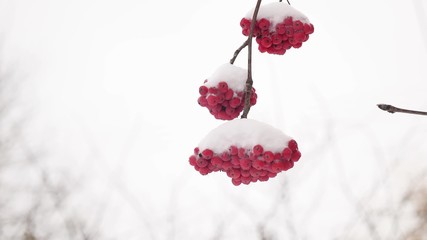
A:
[377,104,427,116]
[241,0,262,119]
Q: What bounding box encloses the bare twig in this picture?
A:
[377,104,427,116]
[230,40,248,64]
[279,0,291,5]
[241,0,262,119]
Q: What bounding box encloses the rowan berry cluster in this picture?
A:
[198,81,257,120]
[240,16,314,55]
[189,140,301,186]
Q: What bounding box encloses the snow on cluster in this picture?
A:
[245,2,310,27]
[204,63,247,93]
[198,118,292,153]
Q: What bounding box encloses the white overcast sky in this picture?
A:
[1,0,427,239]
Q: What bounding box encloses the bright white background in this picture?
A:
[1,0,427,239]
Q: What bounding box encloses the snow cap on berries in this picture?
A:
[245,2,311,27]
[198,118,293,153]
[204,63,247,93]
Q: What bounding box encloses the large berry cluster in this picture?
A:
[198,81,257,120]
[189,140,301,186]
[240,2,314,55]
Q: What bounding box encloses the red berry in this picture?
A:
[293,20,303,30]
[283,160,293,171]
[250,97,257,105]
[232,178,242,186]
[291,150,301,162]
[199,86,208,96]
[211,156,223,168]
[261,37,272,48]
[271,33,282,45]
[294,32,305,43]
[257,18,270,30]
[252,144,264,156]
[288,139,298,151]
[240,158,251,170]
[220,152,230,161]
[303,23,314,34]
[196,158,208,168]
[281,34,288,41]
[259,175,269,182]
[249,152,258,160]
[238,148,247,158]
[250,168,261,177]
[218,81,228,93]
[284,17,293,26]
[267,172,277,178]
[222,100,229,108]
[227,169,241,179]
[241,176,251,185]
[225,89,234,100]
[252,160,265,170]
[201,149,213,159]
[194,147,199,155]
[207,95,217,106]
[263,151,274,163]
[199,167,210,175]
[282,41,292,50]
[242,28,250,36]
[222,161,233,171]
[258,45,267,53]
[241,170,250,177]
[273,43,283,50]
[261,29,270,36]
[240,18,251,29]
[276,23,286,34]
[253,27,261,37]
[198,96,208,107]
[302,34,309,42]
[292,42,302,48]
[216,94,225,104]
[225,107,236,116]
[231,156,240,166]
[189,155,197,166]
[282,148,292,160]
[208,87,218,94]
[208,163,217,171]
[285,27,294,37]
[229,145,238,155]
[271,162,285,173]
[229,97,241,108]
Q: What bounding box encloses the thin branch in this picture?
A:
[279,0,291,5]
[377,104,427,116]
[230,40,249,64]
[241,0,262,119]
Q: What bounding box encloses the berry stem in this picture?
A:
[230,40,249,64]
[377,104,427,116]
[279,0,291,5]
[241,0,262,119]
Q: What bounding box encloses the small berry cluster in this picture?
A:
[189,140,301,186]
[240,17,314,55]
[198,81,257,120]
